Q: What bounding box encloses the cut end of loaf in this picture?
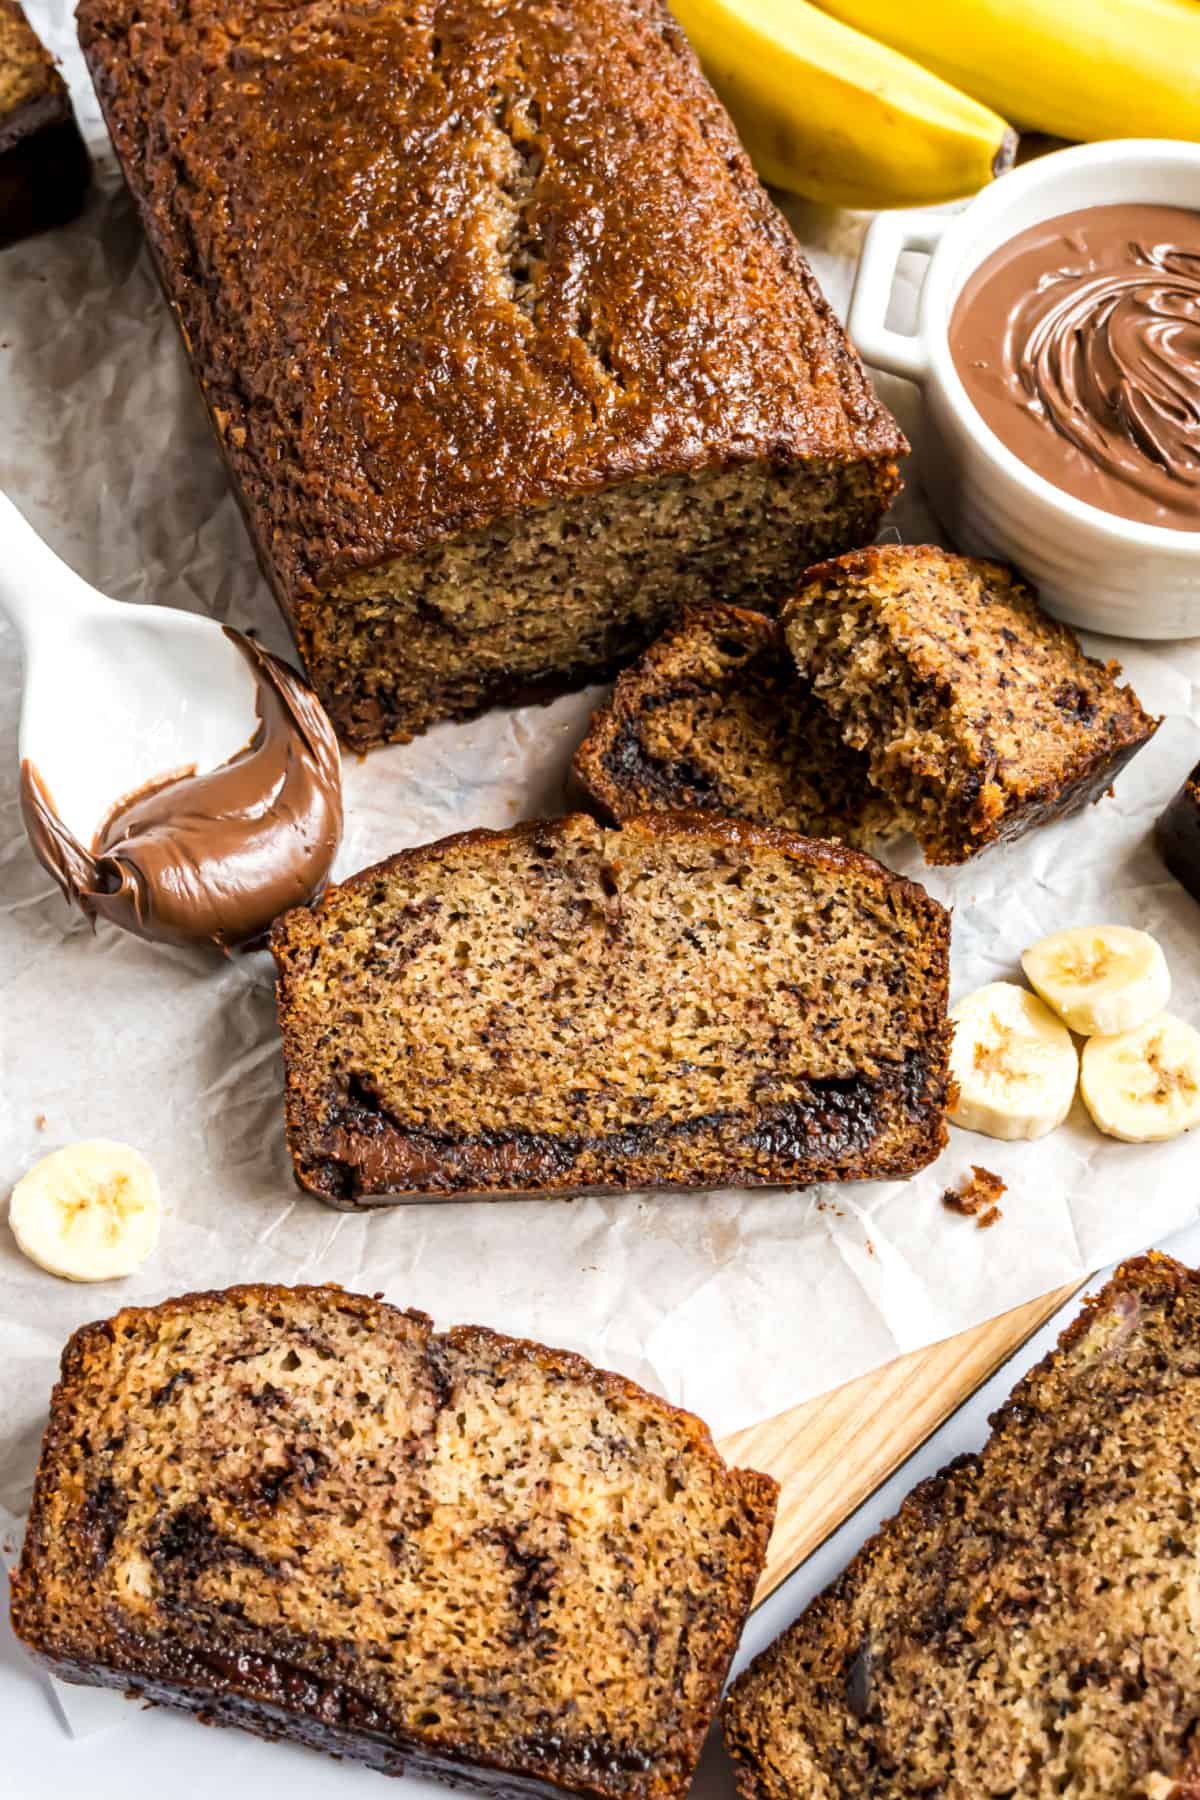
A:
[271,812,951,1205]
[300,458,901,750]
[13,1282,777,1799]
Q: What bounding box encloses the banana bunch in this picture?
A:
[671,0,1013,210]
[669,0,1200,211]
[813,0,1200,147]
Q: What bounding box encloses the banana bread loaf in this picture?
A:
[0,0,89,247]
[783,545,1157,863]
[571,603,894,845]
[271,811,952,1206]
[12,1283,777,1796]
[77,0,906,750]
[722,1255,1200,1800]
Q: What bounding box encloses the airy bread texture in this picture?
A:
[77,0,905,749]
[723,1256,1200,1800]
[271,812,951,1206]
[572,604,894,846]
[12,1283,776,1798]
[783,545,1157,864]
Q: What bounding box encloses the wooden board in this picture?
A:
[717,1279,1084,1607]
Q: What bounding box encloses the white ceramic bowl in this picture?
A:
[848,139,1200,640]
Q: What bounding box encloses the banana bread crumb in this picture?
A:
[941,1164,1006,1226]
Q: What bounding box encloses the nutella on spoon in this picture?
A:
[950,203,1200,531]
[21,630,342,950]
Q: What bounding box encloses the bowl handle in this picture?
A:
[847,212,948,384]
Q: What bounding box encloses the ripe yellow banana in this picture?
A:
[669,0,1016,210]
[809,0,1200,143]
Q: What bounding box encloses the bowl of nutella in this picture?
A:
[848,139,1200,638]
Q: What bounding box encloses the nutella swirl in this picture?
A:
[950,204,1200,532]
[20,629,343,950]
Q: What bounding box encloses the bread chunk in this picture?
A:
[12,1283,776,1797]
[572,604,894,846]
[0,0,89,246]
[77,0,905,749]
[271,812,951,1206]
[783,545,1157,863]
[723,1256,1200,1800]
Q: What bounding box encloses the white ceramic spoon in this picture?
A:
[0,489,258,846]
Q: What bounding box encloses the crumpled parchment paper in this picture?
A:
[3,5,1200,1592]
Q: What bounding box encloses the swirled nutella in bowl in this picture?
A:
[949,203,1200,532]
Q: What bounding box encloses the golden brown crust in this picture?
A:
[14,1283,777,1800]
[280,808,938,915]
[75,0,905,599]
[76,0,904,747]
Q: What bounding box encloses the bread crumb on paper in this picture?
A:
[943,1166,1007,1229]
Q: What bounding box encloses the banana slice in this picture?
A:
[1021,925,1170,1037]
[8,1140,160,1281]
[1080,1013,1200,1143]
[949,981,1078,1141]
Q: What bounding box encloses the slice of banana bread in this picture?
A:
[78,0,905,750]
[0,0,89,247]
[783,545,1158,864]
[571,604,894,846]
[723,1255,1200,1800]
[12,1283,777,1797]
[271,811,951,1206]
